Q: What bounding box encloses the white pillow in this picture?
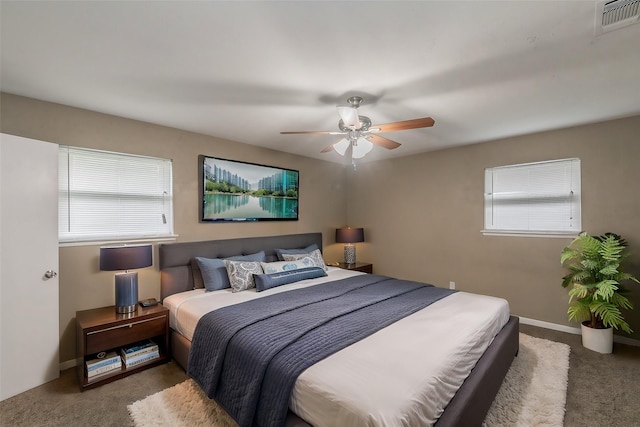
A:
[282,249,328,271]
[224,260,262,292]
[261,258,313,274]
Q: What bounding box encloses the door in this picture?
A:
[0,133,59,400]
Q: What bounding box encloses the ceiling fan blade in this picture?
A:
[320,138,350,154]
[367,134,401,150]
[372,117,435,133]
[280,130,344,135]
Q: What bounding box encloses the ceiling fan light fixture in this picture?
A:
[279,96,434,159]
[337,106,360,129]
[352,138,373,159]
[333,138,350,156]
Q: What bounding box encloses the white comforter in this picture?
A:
[163,268,510,427]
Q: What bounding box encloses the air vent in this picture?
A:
[595,0,640,35]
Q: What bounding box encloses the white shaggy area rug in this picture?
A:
[482,333,570,427]
[128,333,570,427]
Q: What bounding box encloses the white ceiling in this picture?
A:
[2,1,639,164]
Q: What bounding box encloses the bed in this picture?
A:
[159,232,519,427]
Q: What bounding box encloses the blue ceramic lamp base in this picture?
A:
[115,272,138,314]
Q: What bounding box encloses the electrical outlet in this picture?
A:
[449,281,456,290]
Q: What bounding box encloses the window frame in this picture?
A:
[58,146,175,245]
[482,158,581,238]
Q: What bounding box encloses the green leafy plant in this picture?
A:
[561,232,639,333]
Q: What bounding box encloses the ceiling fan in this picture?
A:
[280,96,435,159]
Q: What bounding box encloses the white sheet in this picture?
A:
[163,267,360,339]
[163,268,510,427]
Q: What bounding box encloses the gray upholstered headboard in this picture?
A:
[158,232,323,301]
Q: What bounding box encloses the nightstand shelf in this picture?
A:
[336,262,373,274]
[76,304,169,390]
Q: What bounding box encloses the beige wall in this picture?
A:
[1,93,348,363]
[348,115,640,340]
[2,91,639,365]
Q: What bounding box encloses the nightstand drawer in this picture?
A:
[85,315,166,354]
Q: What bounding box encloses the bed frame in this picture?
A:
[159,232,519,427]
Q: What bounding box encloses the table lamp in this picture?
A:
[336,227,365,264]
[100,244,152,313]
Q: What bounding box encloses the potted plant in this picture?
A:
[561,232,639,353]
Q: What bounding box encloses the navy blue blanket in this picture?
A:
[188,274,454,427]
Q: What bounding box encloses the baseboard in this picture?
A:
[519,316,640,347]
[60,359,77,371]
[612,334,640,347]
[519,316,582,335]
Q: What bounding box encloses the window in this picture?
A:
[59,146,174,243]
[483,158,581,236]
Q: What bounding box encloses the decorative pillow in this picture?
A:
[260,258,312,274]
[275,244,319,261]
[191,258,207,289]
[225,260,263,292]
[229,251,267,263]
[282,249,327,271]
[254,267,327,292]
[194,257,228,291]
[193,251,267,291]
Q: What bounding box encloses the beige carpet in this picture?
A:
[128,333,570,427]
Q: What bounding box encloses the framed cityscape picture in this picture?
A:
[199,155,299,222]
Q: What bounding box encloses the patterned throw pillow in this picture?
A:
[193,251,266,291]
[260,259,312,274]
[282,249,327,271]
[224,260,263,292]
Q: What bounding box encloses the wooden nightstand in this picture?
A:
[336,262,373,274]
[76,304,169,390]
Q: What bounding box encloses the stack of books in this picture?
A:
[86,351,122,379]
[120,339,159,368]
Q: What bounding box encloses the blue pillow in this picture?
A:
[195,251,267,292]
[194,257,226,291]
[275,244,319,261]
[253,267,327,292]
[227,251,266,263]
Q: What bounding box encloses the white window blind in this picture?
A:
[59,146,174,243]
[484,158,581,236]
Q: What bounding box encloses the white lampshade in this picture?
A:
[333,138,350,156]
[337,106,360,128]
[352,138,373,159]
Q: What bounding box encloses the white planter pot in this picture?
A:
[581,322,613,354]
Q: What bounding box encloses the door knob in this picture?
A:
[44,270,58,279]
